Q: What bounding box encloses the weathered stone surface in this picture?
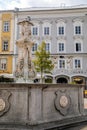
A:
[15,17,36,82]
[0,83,85,129]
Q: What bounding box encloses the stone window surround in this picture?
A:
[73,57,82,69]
[57,39,66,53]
[73,18,83,36]
[42,22,51,36]
[56,19,66,36]
[58,59,67,69]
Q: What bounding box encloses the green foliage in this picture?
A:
[45,78,52,83]
[69,81,76,84]
[33,41,54,83]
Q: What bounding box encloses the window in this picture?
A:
[74,59,81,69]
[59,60,65,69]
[57,20,66,36]
[73,19,83,35]
[44,27,49,35]
[43,22,51,36]
[32,43,38,52]
[2,41,8,51]
[3,21,10,32]
[76,43,81,52]
[45,43,50,52]
[58,27,64,35]
[59,43,64,52]
[75,26,81,34]
[0,59,7,70]
[32,27,38,35]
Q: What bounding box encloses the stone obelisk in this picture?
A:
[15,17,36,83]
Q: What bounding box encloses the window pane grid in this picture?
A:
[2,41,8,51]
[75,59,81,68]
[58,27,64,35]
[44,27,49,35]
[59,43,64,51]
[3,21,9,32]
[32,27,38,35]
[0,59,7,70]
[75,26,81,34]
[32,43,37,51]
[59,60,65,68]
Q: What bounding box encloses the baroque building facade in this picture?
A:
[15,6,87,84]
[1,6,87,84]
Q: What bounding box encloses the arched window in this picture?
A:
[73,18,83,35]
[56,19,66,36]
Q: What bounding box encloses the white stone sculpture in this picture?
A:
[15,17,36,82]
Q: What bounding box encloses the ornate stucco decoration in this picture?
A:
[54,89,71,116]
[0,90,11,116]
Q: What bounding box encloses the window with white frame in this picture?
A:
[74,59,82,69]
[32,43,38,52]
[75,26,81,34]
[73,19,83,35]
[2,41,9,51]
[32,26,38,35]
[43,22,51,36]
[58,43,64,52]
[58,59,65,69]
[44,27,49,35]
[0,59,7,70]
[58,27,64,35]
[3,21,10,32]
[57,20,66,36]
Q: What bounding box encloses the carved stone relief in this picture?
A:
[0,90,11,116]
[54,89,71,116]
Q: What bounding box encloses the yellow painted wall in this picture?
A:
[0,13,13,74]
[1,13,11,37]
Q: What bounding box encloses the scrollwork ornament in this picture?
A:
[54,90,71,116]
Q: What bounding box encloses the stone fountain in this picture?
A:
[15,17,36,83]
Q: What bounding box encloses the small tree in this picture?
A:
[33,41,54,83]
